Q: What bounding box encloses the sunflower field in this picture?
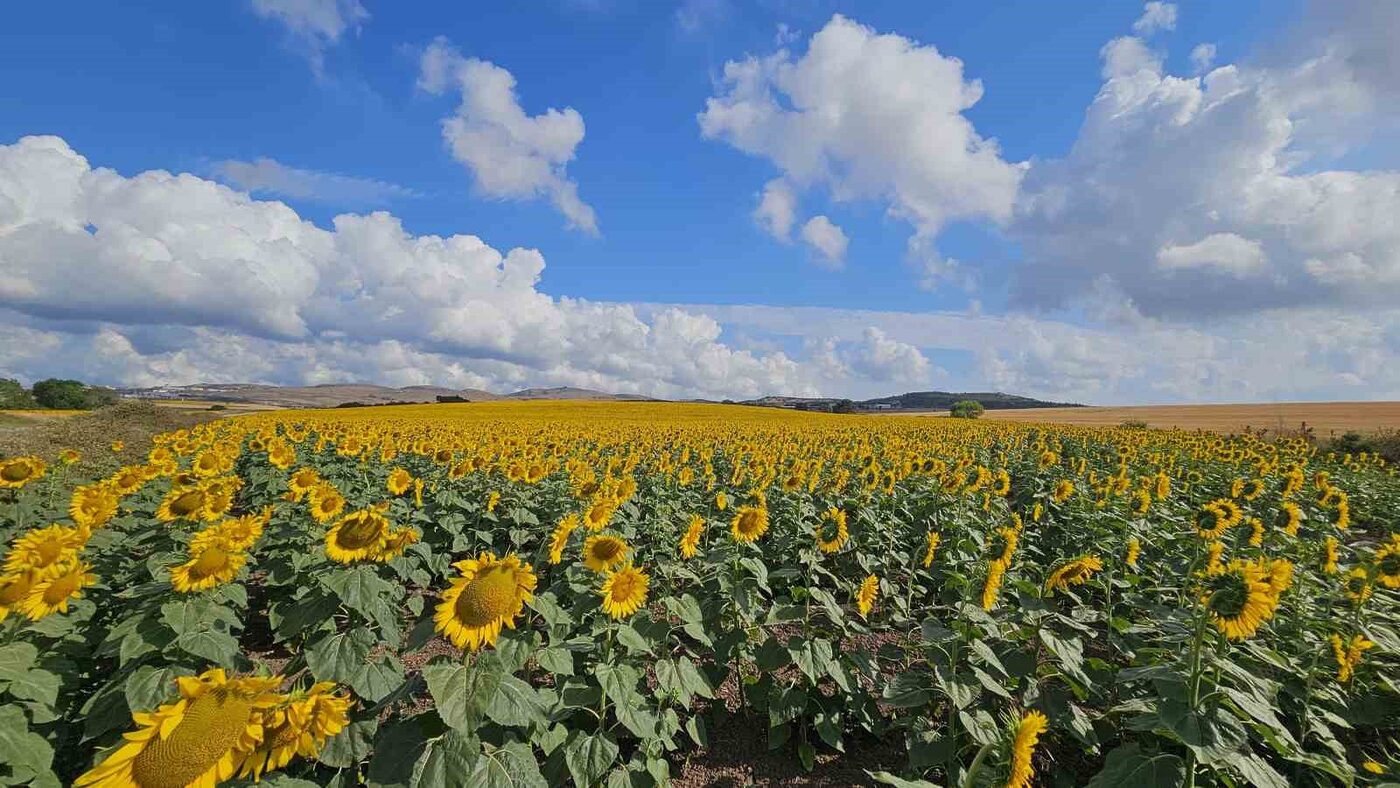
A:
[1,401,1398,787]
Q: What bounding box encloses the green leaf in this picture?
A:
[564,731,619,787]
[424,661,496,733]
[305,628,404,702]
[536,647,574,676]
[173,629,240,666]
[322,566,403,648]
[0,644,38,683]
[487,675,545,728]
[934,665,977,709]
[676,657,714,699]
[1041,629,1090,685]
[317,718,378,768]
[367,713,446,788]
[868,771,939,787]
[415,729,479,788]
[1086,744,1186,788]
[614,624,653,655]
[125,665,193,713]
[474,741,549,788]
[594,662,641,705]
[0,705,55,785]
[1234,753,1289,788]
[882,672,930,708]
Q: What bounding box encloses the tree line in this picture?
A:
[0,378,119,410]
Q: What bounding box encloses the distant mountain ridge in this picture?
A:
[118,383,1078,411]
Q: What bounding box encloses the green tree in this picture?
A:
[31,378,115,410]
[0,378,37,409]
[949,399,985,419]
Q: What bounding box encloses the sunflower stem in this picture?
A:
[962,741,994,788]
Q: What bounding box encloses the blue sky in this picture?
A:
[1,1,1398,403]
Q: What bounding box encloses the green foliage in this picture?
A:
[949,399,985,419]
[0,379,37,410]
[29,378,117,410]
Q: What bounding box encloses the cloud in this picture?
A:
[843,327,929,383]
[0,135,946,400]
[699,14,1023,261]
[1190,43,1216,73]
[249,0,367,73]
[675,0,729,34]
[213,158,418,206]
[419,38,598,234]
[753,178,796,240]
[1132,2,1177,36]
[1010,2,1400,318]
[799,215,848,267]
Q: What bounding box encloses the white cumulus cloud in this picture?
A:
[249,0,367,73]
[419,38,598,235]
[799,215,848,267]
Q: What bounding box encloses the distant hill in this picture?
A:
[119,383,652,408]
[741,391,1082,413]
[506,387,654,401]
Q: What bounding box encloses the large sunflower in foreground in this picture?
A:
[3,524,88,579]
[600,563,650,619]
[435,552,537,651]
[240,682,351,781]
[75,668,282,788]
[20,559,95,620]
[1006,710,1048,788]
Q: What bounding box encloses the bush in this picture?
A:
[1120,419,1150,430]
[949,399,985,419]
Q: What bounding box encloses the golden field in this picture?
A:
[0,400,1396,787]
[907,401,1400,437]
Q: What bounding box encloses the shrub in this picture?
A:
[0,378,37,409]
[949,399,985,419]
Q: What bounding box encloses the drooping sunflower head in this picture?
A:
[583,534,630,573]
[1044,555,1103,593]
[679,514,704,559]
[730,505,769,544]
[922,530,941,568]
[434,552,537,652]
[324,509,390,564]
[1005,710,1049,788]
[599,563,650,619]
[3,524,88,578]
[548,514,580,565]
[855,574,879,618]
[241,681,352,781]
[74,667,282,788]
[814,508,849,554]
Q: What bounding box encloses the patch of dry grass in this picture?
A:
[0,401,219,478]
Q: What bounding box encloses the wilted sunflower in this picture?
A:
[1374,535,1400,589]
[981,559,1008,611]
[386,468,412,496]
[679,514,704,559]
[1329,633,1374,683]
[74,668,282,788]
[70,483,120,530]
[1045,555,1103,594]
[548,514,580,565]
[240,682,351,780]
[600,563,650,619]
[814,508,849,554]
[1202,560,1278,640]
[434,552,537,651]
[922,531,941,568]
[1006,710,1048,788]
[0,456,45,489]
[583,534,630,573]
[856,574,879,618]
[324,509,391,564]
[20,559,96,620]
[3,524,88,578]
[171,545,246,593]
[730,505,769,544]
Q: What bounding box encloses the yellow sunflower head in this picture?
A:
[20,559,96,620]
[434,552,537,651]
[0,456,45,489]
[324,509,391,564]
[1375,536,1400,589]
[156,486,208,524]
[69,483,120,530]
[170,545,246,593]
[386,468,412,496]
[600,563,649,620]
[583,535,630,573]
[730,505,769,544]
[814,508,850,554]
[307,484,346,524]
[856,574,879,618]
[0,572,36,622]
[679,514,704,559]
[3,524,88,579]
[548,514,581,565]
[1044,555,1103,594]
[1006,710,1048,788]
[241,681,352,781]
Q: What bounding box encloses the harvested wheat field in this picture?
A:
[972,401,1400,436]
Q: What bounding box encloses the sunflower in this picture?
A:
[434,552,537,651]
[600,563,649,619]
[201,478,240,520]
[20,559,96,620]
[74,668,282,788]
[814,508,849,554]
[1045,555,1103,594]
[1375,535,1400,589]
[922,531,941,569]
[155,486,208,524]
[287,468,321,501]
[990,526,1018,564]
[1195,499,1240,540]
[111,441,125,453]
[110,466,147,497]
[170,545,246,593]
[3,524,88,578]
[0,456,45,489]
[981,559,1007,611]
[1154,472,1171,500]
[1329,634,1374,683]
[1006,710,1048,788]
[1323,536,1340,574]
[307,483,346,524]
[548,514,580,565]
[1240,478,1264,501]
[1203,560,1278,640]
[0,572,35,622]
[1051,479,1075,504]
[240,682,351,780]
[193,510,269,553]
[386,468,412,496]
[324,509,391,564]
[583,535,630,573]
[1121,536,1141,568]
[70,483,120,530]
[679,514,704,559]
[714,491,728,511]
[191,451,224,478]
[486,491,501,513]
[376,527,419,563]
[730,505,769,544]
[993,469,1012,496]
[1343,568,1372,605]
[1247,517,1264,547]
[1129,489,1151,515]
[855,574,879,618]
[584,497,615,531]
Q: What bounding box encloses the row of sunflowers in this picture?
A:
[0,400,1397,787]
